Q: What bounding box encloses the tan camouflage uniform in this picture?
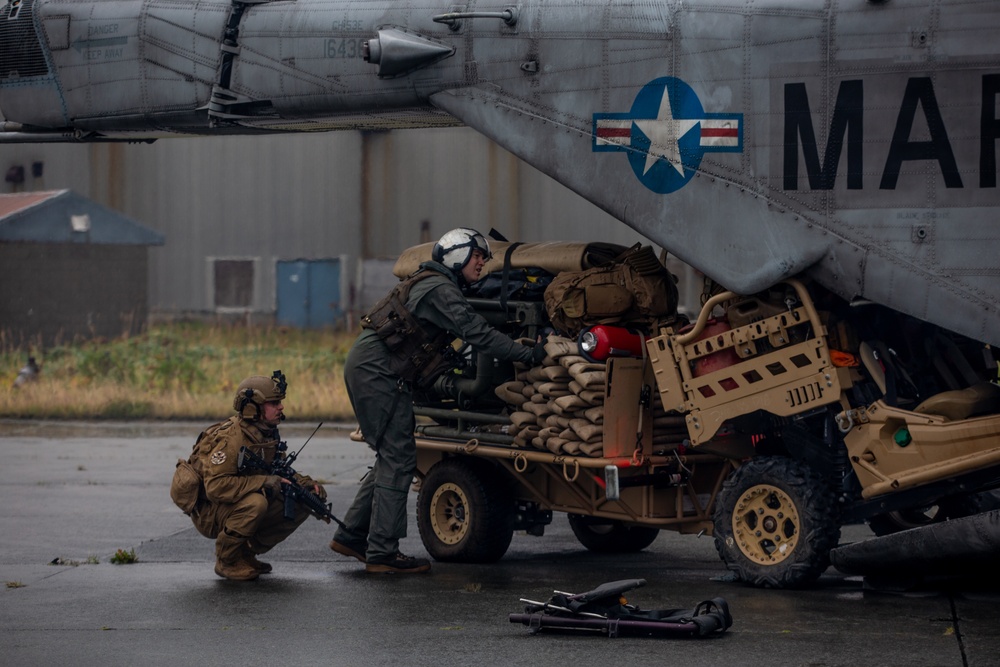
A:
[186,415,320,580]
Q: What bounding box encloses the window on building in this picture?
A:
[213,258,254,309]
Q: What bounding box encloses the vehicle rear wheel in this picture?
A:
[567,514,660,553]
[713,456,840,589]
[417,458,514,563]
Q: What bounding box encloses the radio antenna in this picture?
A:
[287,422,324,464]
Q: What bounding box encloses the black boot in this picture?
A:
[365,552,431,574]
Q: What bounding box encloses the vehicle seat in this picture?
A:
[859,342,886,394]
[859,340,919,407]
[913,381,1000,422]
[924,332,981,391]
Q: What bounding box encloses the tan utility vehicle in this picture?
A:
[397,242,1000,588]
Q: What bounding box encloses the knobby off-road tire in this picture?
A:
[567,514,660,553]
[713,456,841,589]
[417,458,514,563]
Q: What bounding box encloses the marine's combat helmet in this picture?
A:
[233,370,287,420]
[432,228,492,272]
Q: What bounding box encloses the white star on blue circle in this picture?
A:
[593,77,743,194]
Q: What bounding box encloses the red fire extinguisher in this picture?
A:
[578,325,646,362]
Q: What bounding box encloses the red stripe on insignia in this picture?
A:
[597,128,631,138]
[700,128,738,137]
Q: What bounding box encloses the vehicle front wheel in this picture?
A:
[713,456,840,589]
[567,514,660,553]
[417,458,514,563]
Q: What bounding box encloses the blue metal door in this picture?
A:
[306,259,342,328]
[276,259,342,328]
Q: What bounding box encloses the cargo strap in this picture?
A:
[499,241,523,313]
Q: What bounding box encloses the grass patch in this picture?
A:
[110,548,138,565]
[1,322,357,421]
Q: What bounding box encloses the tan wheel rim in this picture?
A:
[731,483,801,565]
[430,483,470,545]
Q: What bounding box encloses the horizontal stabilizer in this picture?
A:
[831,510,1000,578]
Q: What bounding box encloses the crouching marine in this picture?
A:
[170,371,327,581]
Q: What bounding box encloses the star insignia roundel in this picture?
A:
[592,77,743,194]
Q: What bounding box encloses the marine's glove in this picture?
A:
[530,343,547,365]
[262,475,283,497]
[299,476,327,500]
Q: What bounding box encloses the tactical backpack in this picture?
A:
[543,245,679,337]
[170,458,201,514]
[169,418,229,514]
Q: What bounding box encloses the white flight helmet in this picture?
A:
[432,228,492,271]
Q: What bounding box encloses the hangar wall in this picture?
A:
[1,128,700,323]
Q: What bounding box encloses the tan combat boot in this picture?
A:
[214,532,259,581]
[242,543,273,574]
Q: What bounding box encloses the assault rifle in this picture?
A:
[236,422,345,529]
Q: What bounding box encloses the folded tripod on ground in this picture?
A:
[509,579,732,639]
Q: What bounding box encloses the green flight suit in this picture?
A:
[335,261,534,560]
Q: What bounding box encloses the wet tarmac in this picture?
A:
[2,420,999,666]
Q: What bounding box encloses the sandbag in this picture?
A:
[571,370,607,390]
[541,365,571,382]
[510,412,537,428]
[545,414,571,429]
[496,381,526,405]
[538,382,572,398]
[560,354,589,370]
[584,406,605,424]
[524,402,552,417]
[544,338,578,359]
[554,395,590,414]
[571,419,603,442]
[545,437,568,454]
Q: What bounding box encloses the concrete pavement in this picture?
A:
[2,420,999,667]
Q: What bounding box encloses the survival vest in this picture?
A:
[362,269,456,387]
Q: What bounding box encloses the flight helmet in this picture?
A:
[432,228,492,272]
[234,370,287,420]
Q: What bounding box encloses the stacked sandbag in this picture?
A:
[495,335,608,457]
[495,336,692,457]
[648,391,690,453]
